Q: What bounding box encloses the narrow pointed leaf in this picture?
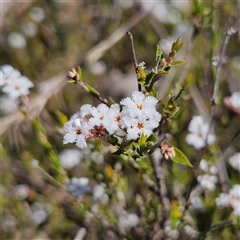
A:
[84,82,100,98]
[172,147,193,167]
[171,60,186,66]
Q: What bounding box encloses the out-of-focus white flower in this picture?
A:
[229,92,240,109]
[30,202,52,226]
[88,61,106,75]
[118,213,139,231]
[216,193,230,208]
[229,185,240,216]
[2,75,34,100]
[21,22,37,37]
[68,177,91,198]
[13,184,29,200]
[8,32,26,49]
[228,152,240,172]
[93,184,109,204]
[1,215,17,231]
[216,185,240,216]
[190,196,204,211]
[184,225,199,239]
[29,7,45,22]
[0,65,21,86]
[59,149,82,170]
[186,116,216,149]
[164,226,179,239]
[0,96,17,115]
[197,174,218,191]
[199,159,209,172]
[88,151,104,164]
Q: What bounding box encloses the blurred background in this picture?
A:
[1,1,240,239]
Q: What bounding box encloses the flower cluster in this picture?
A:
[216,185,240,216]
[0,64,34,100]
[197,159,218,191]
[186,115,216,150]
[63,91,161,148]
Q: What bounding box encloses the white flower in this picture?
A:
[229,185,240,216]
[197,174,218,191]
[0,64,21,86]
[118,213,139,231]
[1,75,34,100]
[104,104,122,134]
[30,202,52,226]
[59,149,82,170]
[228,152,240,172]
[229,92,240,109]
[8,32,26,49]
[186,116,216,149]
[199,159,209,172]
[13,184,29,200]
[68,177,91,198]
[216,193,230,208]
[120,91,161,140]
[93,184,109,204]
[88,103,109,128]
[63,112,89,148]
[29,7,45,22]
[216,185,240,216]
[21,22,37,37]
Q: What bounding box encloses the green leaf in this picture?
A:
[156,44,162,61]
[171,60,186,66]
[84,82,100,98]
[172,147,192,167]
[139,134,148,148]
[147,134,158,143]
[107,137,119,145]
[77,66,82,81]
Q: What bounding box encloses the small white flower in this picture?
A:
[216,185,240,216]
[59,149,82,170]
[104,104,122,134]
[13,184,29,200]
[68,177,91,198]
[197,174,218,191]
[0,64,21,86]
[93,184,109,204]
[229,92,240,109]
[216,193,230,208]
[63,113,89,149]
[29,7,45,22]
[118,213,139,230]
[228,152,240,172]
[120,91,161,140]
[8,32,26,49]
[88,103,109,128]
[229,185,240,216]
[2,75,34,100]
[21,22,37,37]
[186,116,216,149]
[199,159,209,172]
[30,202,51,226]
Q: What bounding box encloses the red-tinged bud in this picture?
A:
[160,143,176,160]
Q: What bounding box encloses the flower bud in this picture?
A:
[160,143,176,160]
